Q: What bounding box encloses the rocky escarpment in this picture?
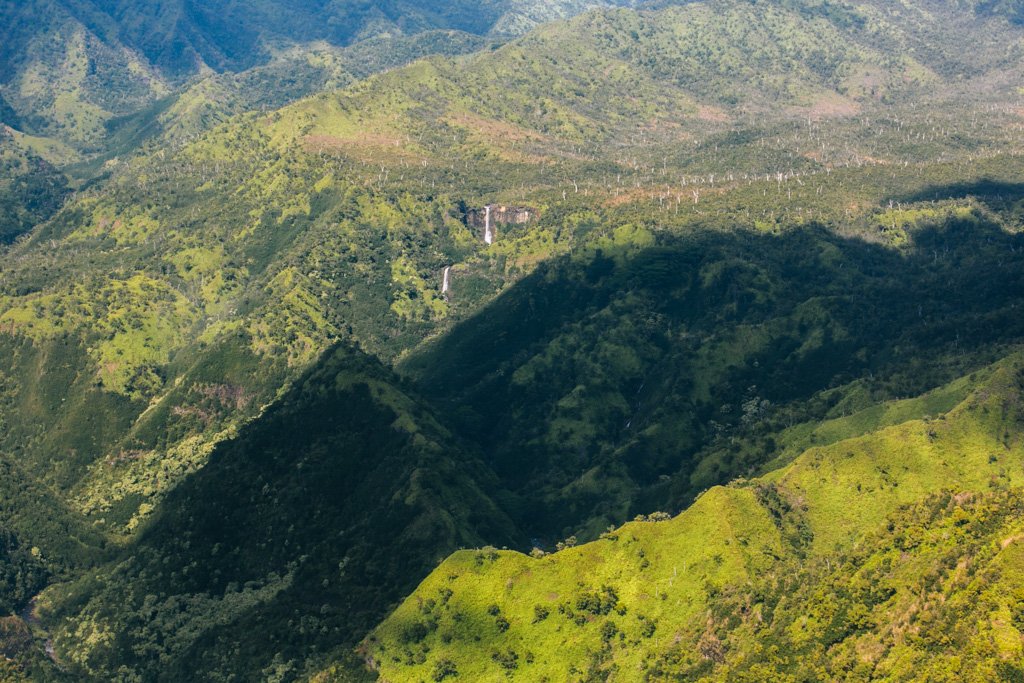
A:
[465,204,536,243]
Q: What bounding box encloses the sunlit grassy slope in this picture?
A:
[0,0,634,156]
[0,0,618,241]
[365,354,1024,682]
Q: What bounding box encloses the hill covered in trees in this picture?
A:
[0,0,635,153]
[0,0,638,246]
[0,0,1023,679]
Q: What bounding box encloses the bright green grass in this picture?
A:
[367,486,783,682]
[365,354,1024,681]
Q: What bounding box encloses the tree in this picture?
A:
[432,657,458,681]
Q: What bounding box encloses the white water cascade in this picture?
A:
[483,205,493,245]
[441,266,451,297]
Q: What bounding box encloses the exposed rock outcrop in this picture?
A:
[465,204,536,243]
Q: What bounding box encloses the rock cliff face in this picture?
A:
[465,204,536,242]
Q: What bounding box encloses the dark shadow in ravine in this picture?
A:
[402,215,1024,539]
[894,178,1024,212]
[50,345,519,681]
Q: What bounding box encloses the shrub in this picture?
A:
[432,657,458,681]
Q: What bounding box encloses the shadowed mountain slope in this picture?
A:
[42,345,519,681]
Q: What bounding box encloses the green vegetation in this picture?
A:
[366,356,1024,682]
[0,0,628,158]
[404,206,1024,541]
[44,345,518,681]
[0,0,1023,679]
[0,0,616,243]
[0,132,69,244]
[6,190,1024,678]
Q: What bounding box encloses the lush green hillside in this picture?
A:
[7,182,1021,679]
[0,0,633,241]
[0,0,1022,679]
[273,0,1022,162]
[364,354,1024,682]
[34,345,518,681]
[0,0,632,152]
[0,131,70,244]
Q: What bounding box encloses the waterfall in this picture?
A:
[484,205,493,245]
[441,266,451,296]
